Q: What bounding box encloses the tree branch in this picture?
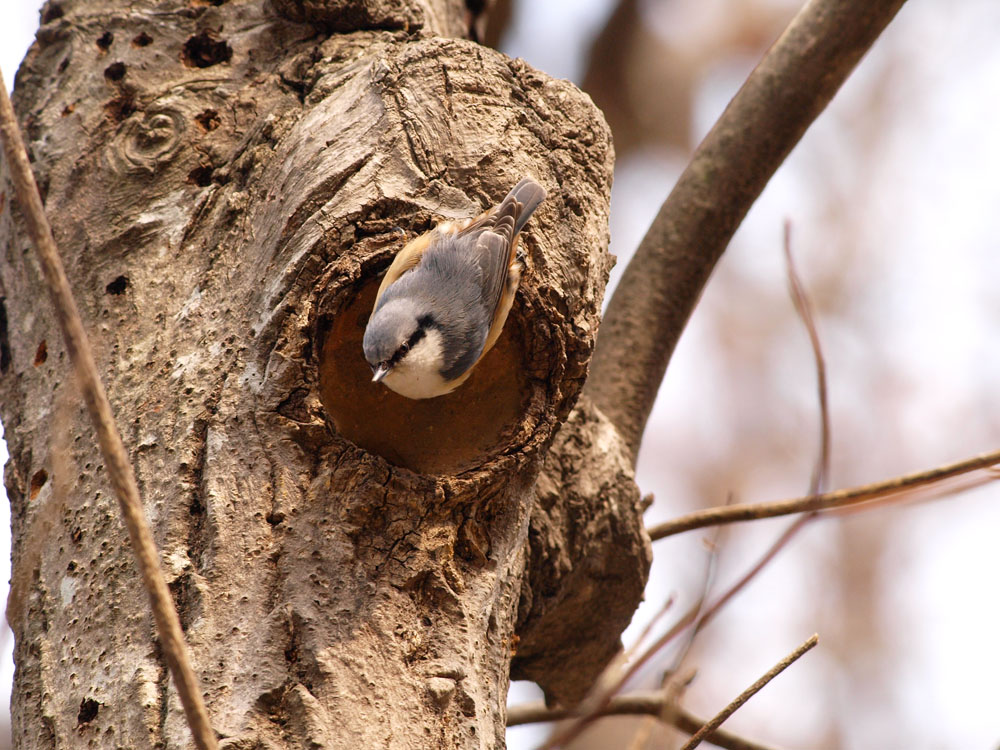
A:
[0,68,218,750]
[507,692,782,750]
[648,449,1000,541]
[679,634,818,750]
[586,0,909,462]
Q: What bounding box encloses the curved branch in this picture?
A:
[586,0,909,461]
[506,692,780,750]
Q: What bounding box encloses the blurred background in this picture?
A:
[5,0,1000,748]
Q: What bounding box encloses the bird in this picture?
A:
[362,177,547,400]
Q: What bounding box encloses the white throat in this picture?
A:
[381,327,455,399]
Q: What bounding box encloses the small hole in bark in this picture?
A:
[41,2,63,23]
[61,103,75,117]
[30,470,48,499]
[96,31,113,50]
[103,91,136,123]
[34,340,47,366]
[265,511,285,526]
[194,108,220,131]
[105,275,129,295]
[77,697,99,725]
[132,32,153,47]
[182,31,232,68]
[316,259,530,475]
[187,165,214,187]
[57,57,69,73]
[103,62,126,81]
[67,560,77,572]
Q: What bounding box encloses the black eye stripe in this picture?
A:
[406,327,426,348]
[389,327,426,366]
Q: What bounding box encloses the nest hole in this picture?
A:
[317,273,530,475]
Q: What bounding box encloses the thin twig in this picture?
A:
[587,0,909,462]
[678,634,819,750]
[829,471,996,518]
[0,69,218,749]
[784,221,830,498]
[507,693,781,750]
[647,448,1000,540]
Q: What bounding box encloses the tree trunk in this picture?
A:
[1,1,650,748]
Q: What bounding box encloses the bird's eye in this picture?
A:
[400,342,410,353]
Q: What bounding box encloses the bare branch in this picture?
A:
[0,69,218,750]
[648,449,1000,541]
[587,0,909,462]
[678,635,819,750]
[507,693,782,750]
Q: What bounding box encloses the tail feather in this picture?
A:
[507,177,547,235]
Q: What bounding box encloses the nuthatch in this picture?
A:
[363,177,546,399]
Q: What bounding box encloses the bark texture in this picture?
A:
[1,0,649,747]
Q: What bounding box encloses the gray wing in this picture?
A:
[460,177,546,322]
[468,214,517,322]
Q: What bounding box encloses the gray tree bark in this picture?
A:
[0,1,649,747]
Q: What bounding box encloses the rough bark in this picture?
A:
[1,1,648,747]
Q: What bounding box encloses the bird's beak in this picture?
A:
[371,363,390,383]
